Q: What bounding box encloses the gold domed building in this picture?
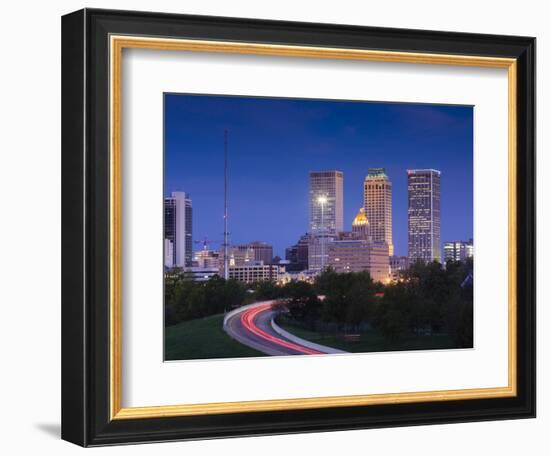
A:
[352,207,371,240]
[325,207,390,283]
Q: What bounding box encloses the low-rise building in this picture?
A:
[228,245,255,266]
[246,241,273,265]
[277,269,318,284]
[193,249,220,269]
[181,267,220,282]
[164,239,174,268]
[443,239,474,263]
[226,242,274,266]
[390,255,409,280]
[308,234,336,272]
[228,262,280,283]
[285,233,310,271]
[327,239,390,283]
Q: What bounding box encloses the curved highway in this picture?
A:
[224,301,331,356]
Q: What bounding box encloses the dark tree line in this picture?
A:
[283,260,473,347]
[165,273,247,326]
[165,272,319,326]
[165,260,473,348]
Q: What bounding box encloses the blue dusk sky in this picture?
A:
[164,94,473,258]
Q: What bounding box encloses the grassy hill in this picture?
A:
[277,319,455,354]
[164,314,265,361]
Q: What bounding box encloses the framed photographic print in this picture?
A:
[61,8,535,447]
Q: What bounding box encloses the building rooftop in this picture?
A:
[406,169,441,175]
[309,170,344,176]
[352,207,369,226]
[365,168,388,179]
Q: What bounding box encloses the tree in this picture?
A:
[164,273,247,325]
[250,280,283,301]
[314,270,376,330]
[282,280,320,327]
[314,267,339,297]
[267,259,475,347]
[223,279,247,311]
[400,261,452,333]
[373,282,413,341]
[444,258,474,347]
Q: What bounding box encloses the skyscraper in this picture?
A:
[164,191,193,267]
[363,168,393,256]
[407,169,441,263]
[308,171,343,272]
[309,171,344,235]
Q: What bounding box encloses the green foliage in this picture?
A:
[281,280,320,327]
[443,257,474,347]
[314,269,377,330]
[165,259,474,349]
[373,260,473,345]
[248,280,284,301]
[165,314,265,360]
[302,261,473,346]
[165,274,247,325]
[276,318,455,354]
[374,282,412,341]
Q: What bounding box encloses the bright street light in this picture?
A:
[317,195,328,205]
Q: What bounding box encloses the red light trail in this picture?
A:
[240,303,324,355]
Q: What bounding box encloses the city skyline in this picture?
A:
[165,94,473,257]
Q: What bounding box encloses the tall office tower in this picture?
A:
[363,168,393,256]
[309,171,344,235]
[407,169,441,263]
[164,191,193,267]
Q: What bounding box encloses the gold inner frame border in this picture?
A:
[109,35,517,420]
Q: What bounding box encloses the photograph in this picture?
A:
[163,94,474,361]
[58,6,536,447]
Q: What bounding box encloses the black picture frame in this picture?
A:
[62,8,536,447]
